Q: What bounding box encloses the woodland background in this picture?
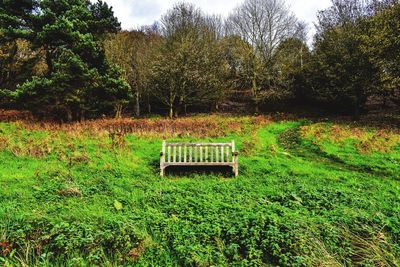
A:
[1,0,399,121]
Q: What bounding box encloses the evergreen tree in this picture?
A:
[0,0,131,120]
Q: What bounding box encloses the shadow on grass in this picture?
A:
[163,166,235,178]
[278,126,393,177]
[148,158,236,177]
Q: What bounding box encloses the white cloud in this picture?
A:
[99,0,332,40]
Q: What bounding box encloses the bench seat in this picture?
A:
[160,141,239,177]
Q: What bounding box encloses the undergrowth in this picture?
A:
[0,115,399,266]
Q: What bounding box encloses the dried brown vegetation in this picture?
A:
[8,115,272,138]
[0,109,32,121]
[300,123,400,154]
[57,186,82,197]
[0,115,272,161]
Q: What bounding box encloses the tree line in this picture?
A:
[0,0,399,121]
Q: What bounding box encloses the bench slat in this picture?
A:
[164,162,235,167]
[166,143,232,147]
[160,140,238,177]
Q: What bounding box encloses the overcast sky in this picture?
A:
[97,0,333,40]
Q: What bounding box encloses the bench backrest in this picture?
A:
[162,141,236,163]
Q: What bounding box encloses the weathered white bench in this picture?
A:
[160,140,239,177]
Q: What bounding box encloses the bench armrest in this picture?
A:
[160,151,164,157]
[232,151,239,156]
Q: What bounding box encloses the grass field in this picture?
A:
[0,115,399,266]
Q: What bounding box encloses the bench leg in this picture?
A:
[160,167,165,177]
[233,165,238,177]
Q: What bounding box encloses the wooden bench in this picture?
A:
[160,140,239,177]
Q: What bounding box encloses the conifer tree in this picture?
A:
[0,0,131,120]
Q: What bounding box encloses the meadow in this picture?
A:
[0,114,399,266]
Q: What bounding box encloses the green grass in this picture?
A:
[0,116,399,266]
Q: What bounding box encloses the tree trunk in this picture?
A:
[215,102,219,112]
[80,110,85,122]
[135,90,140,117]
[169,105,173,119]
[353,97,361,120]
[115,104,123,119]
[300,46,304,69]
[66,108,73,122]
[147,92,151,114]
[45,48,54,75]
[252,75,259,114]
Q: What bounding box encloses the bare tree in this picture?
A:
[227,0,297,62]
[104,30,162,117]
[149,3,225,118]
[293,21,309,68]
[104,31,142,117]
[160,2,205,38]
[294,21,308,43]
[205,14,225,40]
[316,0,393,34]
[226,0,298,112]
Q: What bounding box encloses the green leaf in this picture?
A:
[114,200,123,211]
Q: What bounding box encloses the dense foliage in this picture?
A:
[0,115,399,265]
[1,0,399,119]
[146,4,226,118]
[303,0,400,116]
[0,0,131,121]
[362,2,400,106]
